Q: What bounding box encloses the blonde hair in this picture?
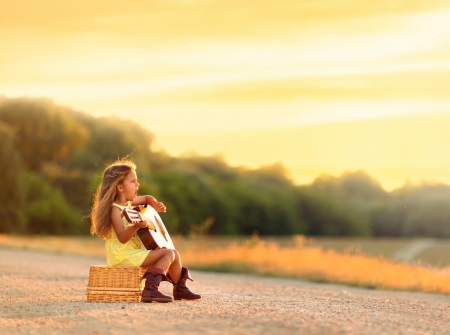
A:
[90,160,136,238]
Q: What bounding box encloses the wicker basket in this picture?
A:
[86,288,143,303]
[86,266,148,303]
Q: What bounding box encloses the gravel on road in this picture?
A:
[1,248,449,335]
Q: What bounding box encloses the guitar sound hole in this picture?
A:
[154,216,168,242]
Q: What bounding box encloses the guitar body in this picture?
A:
[126,205,175,250]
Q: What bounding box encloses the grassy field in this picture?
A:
[1,234,449,267]
[1,234,450,295]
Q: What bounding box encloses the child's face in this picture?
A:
[118,170,140,201]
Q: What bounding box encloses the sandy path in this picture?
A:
[393,239,437,264]
[0,248,449,335]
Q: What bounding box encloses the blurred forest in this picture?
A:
[1,96,449,237]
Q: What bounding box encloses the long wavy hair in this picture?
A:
[90,160,136,238]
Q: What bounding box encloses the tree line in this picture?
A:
[1,96,449,237]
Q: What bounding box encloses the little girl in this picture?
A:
[90,159,201,303]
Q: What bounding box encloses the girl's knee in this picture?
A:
[173,249,180,260]
[162,248,175,262]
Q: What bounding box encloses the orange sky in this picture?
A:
[1,0,450,189]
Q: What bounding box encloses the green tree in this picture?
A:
[40,163,94,213]
[312,170,387,203]
[65,115,155,172]
[0,122,25,233]
[0,97,89,170]
[372,183,450,237]
[295,187,371,236]
[23,172,86,234]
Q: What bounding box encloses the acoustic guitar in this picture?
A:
[122,205,175,250]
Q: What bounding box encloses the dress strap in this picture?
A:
[112,202,133,210]
[112,203,125,210]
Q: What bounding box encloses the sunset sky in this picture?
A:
[1,0,450,189]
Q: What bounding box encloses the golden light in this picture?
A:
[1,0,449,189]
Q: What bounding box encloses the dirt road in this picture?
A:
[1,248,449,335]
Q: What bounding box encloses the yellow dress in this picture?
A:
[105,201,150,267]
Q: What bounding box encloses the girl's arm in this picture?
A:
[132,195,166,213]
[111,206,146,244]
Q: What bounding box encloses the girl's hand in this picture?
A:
[134,219,149,229]
[147,196,166,213]
[152,201,166,213]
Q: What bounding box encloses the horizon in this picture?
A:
[1,1,449,190]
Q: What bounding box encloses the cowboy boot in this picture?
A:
[169,267,201,300]
[142,267,173,303]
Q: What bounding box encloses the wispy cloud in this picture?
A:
[1,0,449,188]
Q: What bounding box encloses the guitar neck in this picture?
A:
[122,208,144,224]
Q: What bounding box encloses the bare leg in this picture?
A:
[141,249,175,271]
[167,250,182,283]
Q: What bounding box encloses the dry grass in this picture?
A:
[0,234,105,258]
[1,234,450,295]
[180,235,450,295]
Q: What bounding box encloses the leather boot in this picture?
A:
[142,267,173,303]
[169,267,201,300]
